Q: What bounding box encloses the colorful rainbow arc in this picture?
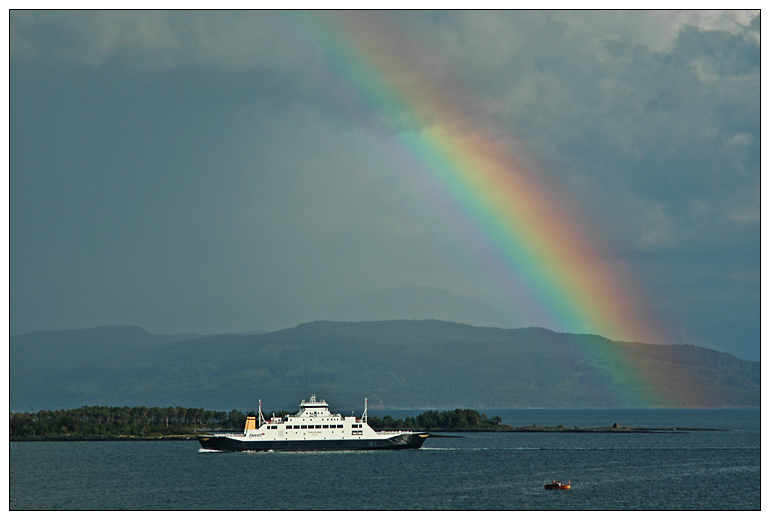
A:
[291,12,672,405]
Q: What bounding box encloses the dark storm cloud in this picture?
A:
[9,10,760,360]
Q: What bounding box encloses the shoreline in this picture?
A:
[427,426,722,434]
[10,425,721,442]
[10,435,198,442]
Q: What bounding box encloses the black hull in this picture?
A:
[197,432,428,452]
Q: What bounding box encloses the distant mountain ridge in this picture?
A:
[10,326,199,401]
[9,320,760,412]
[328,286,504,327]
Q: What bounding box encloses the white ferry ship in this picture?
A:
[197,395,429,452]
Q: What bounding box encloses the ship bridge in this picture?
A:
[295,394,335,418]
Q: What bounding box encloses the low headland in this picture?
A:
[9,406,716,441]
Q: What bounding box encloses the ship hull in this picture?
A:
[197,432,428,452]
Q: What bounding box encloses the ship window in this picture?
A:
[322,425,328,429]
[301,425,307,429]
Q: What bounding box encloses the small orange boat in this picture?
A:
[544,480,571,490]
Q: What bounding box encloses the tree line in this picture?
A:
[9,406,252,438]
[10,406,504,438]
[368,408,503,430]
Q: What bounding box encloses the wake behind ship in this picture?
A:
[197,395,429,452]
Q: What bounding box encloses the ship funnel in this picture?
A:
[244,415,258,431]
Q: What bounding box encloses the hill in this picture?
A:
[9,320,760,411]
[9,326,199,411]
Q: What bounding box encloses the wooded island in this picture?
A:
[11,405,708,440]
[9,406,504,439]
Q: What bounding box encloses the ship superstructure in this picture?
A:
[197,395,428,452]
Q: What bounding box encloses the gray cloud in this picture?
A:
[9,10,760,360]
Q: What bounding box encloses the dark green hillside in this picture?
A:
[618,341,761,406]
[10,320,760,411]
[10,326,199,411]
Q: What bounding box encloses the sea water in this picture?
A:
[9,409,760,510]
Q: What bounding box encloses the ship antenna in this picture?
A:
[258,399,266,428]
[362,397,368,424]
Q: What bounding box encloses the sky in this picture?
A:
[8,10,761,360]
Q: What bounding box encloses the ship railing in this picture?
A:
[199,429,246,437]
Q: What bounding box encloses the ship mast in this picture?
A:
[258,399,266,427]
[362,397,368,423]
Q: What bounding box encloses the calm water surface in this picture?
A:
[10,409,759,510]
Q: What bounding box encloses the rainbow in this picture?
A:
[290,12,672,405]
